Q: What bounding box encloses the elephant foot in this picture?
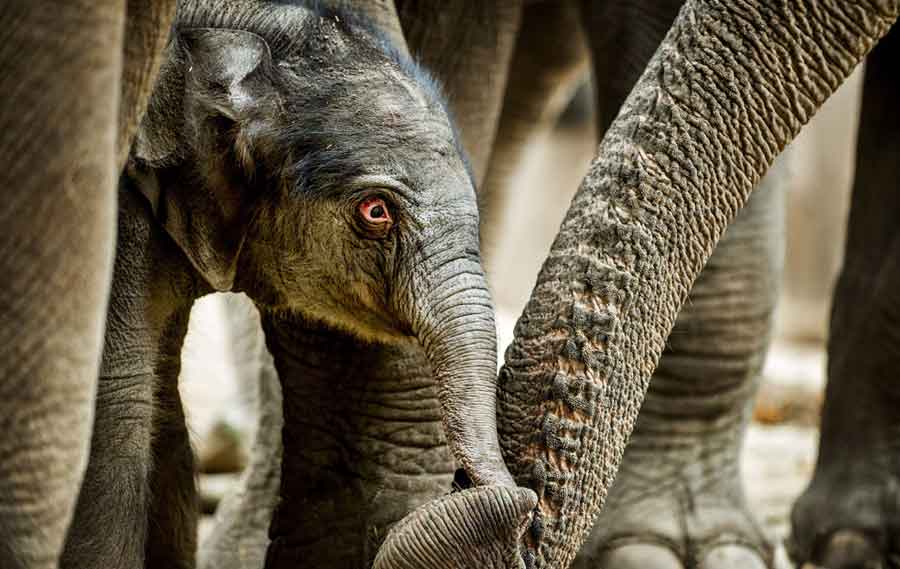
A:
[573,492,775,569]
[572,425,776,569]
[787,348,900,569]
[788,465,900,569]
[595,543,769,569]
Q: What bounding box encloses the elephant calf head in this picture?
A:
[128,3,514,493]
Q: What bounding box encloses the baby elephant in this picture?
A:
[60,2,515,567]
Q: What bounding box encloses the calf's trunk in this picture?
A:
[411,254,514,488]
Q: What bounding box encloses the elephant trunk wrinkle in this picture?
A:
[407,259,515,490]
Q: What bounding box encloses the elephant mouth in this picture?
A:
[318,305,415,344]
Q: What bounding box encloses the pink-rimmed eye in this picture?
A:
[359,196,392,225]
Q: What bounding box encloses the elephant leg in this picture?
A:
[61,188,199,568]
[573,161,785,569]
[63,312,195,569]
[198,326,282,569]
[116,0,179,170]
[395,0,524,185]
[478,0,589,265]
[572,2,783,567]
[62,371,153,568]
[788,23,900,569]
[146,373,198,569]
[0,3,125,568]
[259,312,456,569]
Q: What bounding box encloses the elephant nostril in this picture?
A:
[452,468,474,492]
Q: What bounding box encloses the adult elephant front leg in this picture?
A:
[478,0,589,262]
[0,3,124,568]
[789,22,900,569]
[396,0,523,185]
[574,168,784,569]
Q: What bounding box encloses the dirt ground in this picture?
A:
[182,68,865,553]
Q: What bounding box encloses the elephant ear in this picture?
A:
[133,28,278,291]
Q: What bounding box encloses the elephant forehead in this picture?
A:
[347,66,455,148]
[383,66,431,114]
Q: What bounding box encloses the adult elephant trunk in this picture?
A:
[496,1,900,568]
[407,250,515,489]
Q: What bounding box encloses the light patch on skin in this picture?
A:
[345,175,419,207]
[313,15,352,54]
[350,280,385,319]
[379,66,459,151]
[234,129,256,177]
[386,67,431,113]
[516,278,628,554]
[611,203,634,221]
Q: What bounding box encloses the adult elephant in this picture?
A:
[0,3,176,568]
[370,1,900,569]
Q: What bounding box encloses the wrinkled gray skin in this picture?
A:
[208,2,900,569]
[0,2,176,568]
[59,1,515,568]
[2,1,899,569]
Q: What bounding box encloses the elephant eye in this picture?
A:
[356,195,394,239]
[359,196,393,225]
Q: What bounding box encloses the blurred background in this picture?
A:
[180,66,865,549]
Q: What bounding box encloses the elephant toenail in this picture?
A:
[699,544,768,569]
[812,529,882,569]
[596,544,685,569]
